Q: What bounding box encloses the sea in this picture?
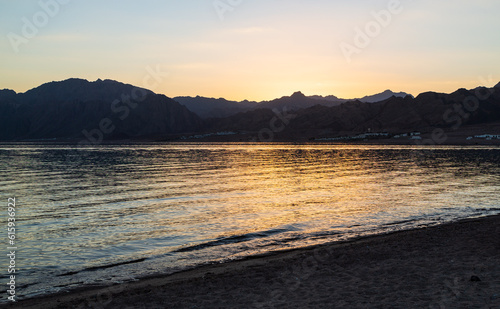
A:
[0,143,499,302]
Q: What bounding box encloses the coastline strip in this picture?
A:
[6,214,500,308]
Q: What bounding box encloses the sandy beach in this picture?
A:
[5,214,500,309]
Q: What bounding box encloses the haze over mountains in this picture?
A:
[0,78,499,142]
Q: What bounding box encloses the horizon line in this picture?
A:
[3,77,500,103]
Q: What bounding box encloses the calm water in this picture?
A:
[0,144,499,300]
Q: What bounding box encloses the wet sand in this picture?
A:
[5,215,500,309]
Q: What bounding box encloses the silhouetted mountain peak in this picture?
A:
[20,78,154,105]
[308,94,342,102]
[451,88,472,97]
[495,82,500,89]
[175,96,259,118]
[0,78,203,140]
[0,89,17,97]
[291,91,306,99]
[360,90,411,103]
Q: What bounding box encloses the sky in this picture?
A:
[1,0,499,101]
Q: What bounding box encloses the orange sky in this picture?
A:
[1,0,499,101]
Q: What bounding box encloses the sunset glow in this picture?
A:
[1,0,499,101]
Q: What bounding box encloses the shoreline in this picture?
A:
[5,214,500,308]
[1,121,500,146]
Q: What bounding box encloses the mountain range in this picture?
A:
[174,90,411,119]
[0,78,499,142]
[208,85,500,139]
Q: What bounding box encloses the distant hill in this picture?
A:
[256,91,343,112]
[308,94,344,102]
[307,90,412,103]
[358,90,412,103]
[173,96,258,119]
[176,90,412,119]
[0,79,203,141]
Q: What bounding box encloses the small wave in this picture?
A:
[174,228,289,253]
[382,219,419,226]
[477,207,500,212]
[57,258,147,277]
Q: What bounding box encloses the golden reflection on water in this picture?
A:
[147,145,474,242]
[2,144,500,294]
